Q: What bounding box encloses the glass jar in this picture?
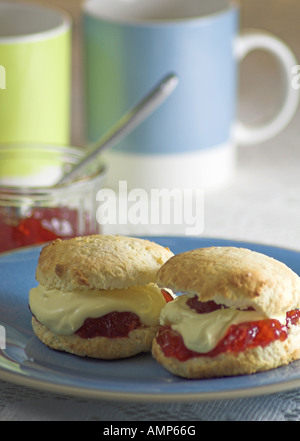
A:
[0,143,106,252]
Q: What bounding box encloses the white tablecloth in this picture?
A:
[1,379,300,421]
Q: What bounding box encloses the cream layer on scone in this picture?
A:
[29,283,166,335]
[29,235,174,359]
[159,294,286,354]
[153,246,300,378]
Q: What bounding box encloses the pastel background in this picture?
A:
[14,0,299,151]
[3,0,300,422]
[0,1,71,145]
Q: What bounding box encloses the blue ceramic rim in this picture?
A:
[1,236,300,402]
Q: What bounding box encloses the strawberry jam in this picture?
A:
[186,296,226,313]
[161,289,174,303]
[156,296,300,361]
[0,206,97,252]
[75,311,141,339]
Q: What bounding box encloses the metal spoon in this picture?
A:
[57,73,179,185]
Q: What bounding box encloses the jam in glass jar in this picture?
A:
[0,143,106,252]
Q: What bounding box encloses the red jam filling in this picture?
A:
[75,311,141,339]
[0,206,97,253]
[74,290,173,339]
[156,296,300,361]
[161,289,174,303]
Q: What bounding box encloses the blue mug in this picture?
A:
[83,0,299,191]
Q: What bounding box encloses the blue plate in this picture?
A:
[1,236,300,402]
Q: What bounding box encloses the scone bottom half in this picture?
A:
[29,235,174,360]
[153,246,300,379]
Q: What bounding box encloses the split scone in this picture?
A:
[152,246,300,378]
[29,235,174,359]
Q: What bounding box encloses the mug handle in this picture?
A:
[235,29,299,145]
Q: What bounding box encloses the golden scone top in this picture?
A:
[156,246,300,315]
[36,235,174,291]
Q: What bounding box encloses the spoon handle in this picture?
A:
[57,73,179,185]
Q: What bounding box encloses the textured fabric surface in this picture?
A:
[1,380,300,421]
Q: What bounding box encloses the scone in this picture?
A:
[152,246,300,378]
[29,235,174,359]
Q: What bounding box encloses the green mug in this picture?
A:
[0,1,71,146]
